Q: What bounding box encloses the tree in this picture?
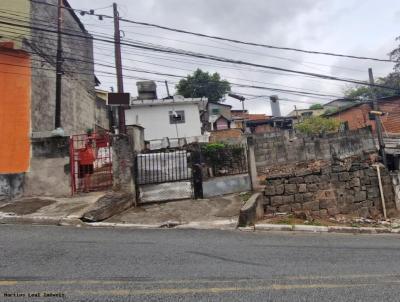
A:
[389,36,400,72]
[344,36,400,99]
[295,116,340,135]
[176,69,231,101]
[344,73,400,100]
[309,104,323,110]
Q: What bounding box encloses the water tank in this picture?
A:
[136,81,157,100]
[270,95,281,117]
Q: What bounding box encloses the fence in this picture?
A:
[135,150,192,185]
[70,132,113,194]
[201,144,248,178]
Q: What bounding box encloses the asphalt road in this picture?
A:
[1,225,400,301]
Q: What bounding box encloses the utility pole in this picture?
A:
[55,0,63,129]
[368,68,387,167]
[113,2,126,133]
[165,80,171,97]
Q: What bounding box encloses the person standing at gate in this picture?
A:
[78,139,96,193]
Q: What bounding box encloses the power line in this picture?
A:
[2,19,397,91]
[28,0,396,63]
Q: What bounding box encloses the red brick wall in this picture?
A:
[332,98,400,134]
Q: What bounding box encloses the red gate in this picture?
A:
[70,132,113,194]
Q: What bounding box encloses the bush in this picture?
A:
[295,116,340,135]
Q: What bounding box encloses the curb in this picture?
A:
[237,223,394,234]
[0,215,84,227]
[0,215,397,235]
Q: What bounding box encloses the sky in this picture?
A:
[69,0,400,115]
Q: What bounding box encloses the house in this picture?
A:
[247,116,293,133]
[325,95,400,170]
[323,99,357,111]
[324,95,400,134]
[202,101,232,131]
[0,0,99,200]
[125,81,208,149]
[286,108,325,120]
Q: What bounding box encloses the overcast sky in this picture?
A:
[69,0,400,115]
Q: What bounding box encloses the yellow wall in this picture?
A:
[0,0,31,49]
[0,49,31,173]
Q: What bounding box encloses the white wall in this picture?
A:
[125,103,202,141]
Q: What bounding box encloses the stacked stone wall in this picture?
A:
[263,159,396,219]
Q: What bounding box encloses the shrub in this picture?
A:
[295,116,340,135]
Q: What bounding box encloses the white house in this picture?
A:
[125,87,208,149]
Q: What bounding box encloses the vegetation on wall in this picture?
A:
[295,116,340,135]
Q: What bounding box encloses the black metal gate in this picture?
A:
[134,150,201,203]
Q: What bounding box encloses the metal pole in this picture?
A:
[165,80,171,97]
[55,0,63,129]
[368,68,387,167]
[113,3,126,133]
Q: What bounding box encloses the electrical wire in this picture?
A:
[28,0,396,63]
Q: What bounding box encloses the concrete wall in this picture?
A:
[125,103,202,141]
[29,0,96,134]
[254,128,376,175]
[0,0,30,49]
[23,137,71,197]
[0,174,24,201]
[95,98,110,130]
[139,181,192,203]
[203,174,251,198]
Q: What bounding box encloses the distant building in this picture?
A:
[202,101,232,131]
[125,84,208,149]
[324,95,400,134]
[286,108,325,119]
[323,99,357,111]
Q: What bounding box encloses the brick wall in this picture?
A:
[263,159,396,219]
[209,128,245,144]
[332,98,400,134]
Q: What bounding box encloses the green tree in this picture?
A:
[309,104,323,110]
[389,36,400,72]
[176,69,231,101]
[344,73,400,100]
[295,116,340,135]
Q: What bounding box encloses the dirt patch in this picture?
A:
[0,198,56,215]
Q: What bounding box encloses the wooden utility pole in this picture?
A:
[55,0,63,129]
[113,2,126,133]
[368,68,387,167]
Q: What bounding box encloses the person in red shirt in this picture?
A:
[78,140,96,192]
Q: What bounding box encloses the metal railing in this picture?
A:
[135,150,192,185]
[201,144,248,178]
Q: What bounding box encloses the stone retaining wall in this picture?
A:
[263,159,397,219]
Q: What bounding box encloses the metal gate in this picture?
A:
[134,150,200,203]
[70,132,113,194]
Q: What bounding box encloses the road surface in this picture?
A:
[1,225,400,301]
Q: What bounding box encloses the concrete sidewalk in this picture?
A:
[0,192,105,226]
[0,193,244,229]
[104,194,243,228]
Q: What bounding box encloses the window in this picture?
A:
[169,110,185,124]
[301,111,313,117]
[211,108,220,115]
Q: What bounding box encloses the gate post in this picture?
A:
[191,148,204,199]
[112,134,136,205]
[247,136,261,191]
